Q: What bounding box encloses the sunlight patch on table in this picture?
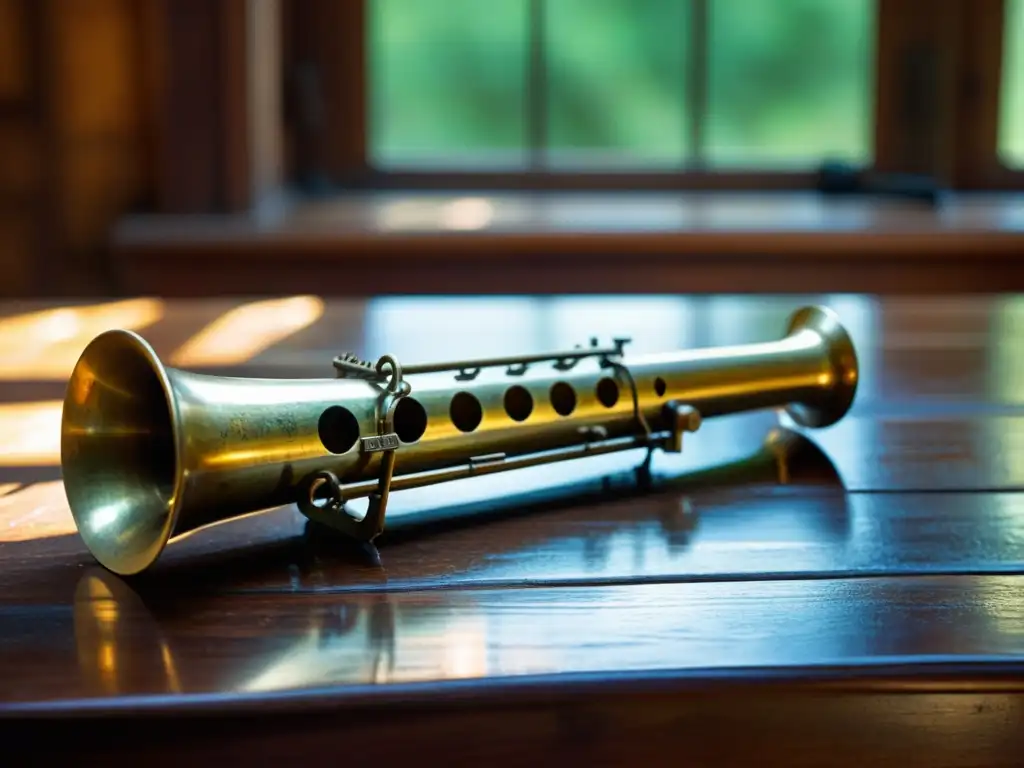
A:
[0,481,75,542]
[0,299,164,380]
[0,401,61,466]
[169,296,325,367]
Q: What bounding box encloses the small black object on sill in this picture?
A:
[816,160,943,208]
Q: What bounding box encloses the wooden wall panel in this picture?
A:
[0,0,34,206]
[874,0,957,179]
[0,211,34,295]
[285,0,367,186]
[62,140,148,254]
[54,0,143,138]
[0,0,28,103]
[0,122,38,200]
[0,0,286,294]
[220,0,285,210]
[873,0,1018,188]
[0,0,35,294]
[152,0,283,214]
[45,0,152,292]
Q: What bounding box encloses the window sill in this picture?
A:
[111,191,1024,296]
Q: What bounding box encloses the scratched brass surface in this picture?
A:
[0,294,1023,755]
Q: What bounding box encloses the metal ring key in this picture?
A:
[300,354,409,541]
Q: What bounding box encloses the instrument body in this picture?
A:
[60,305,858,575]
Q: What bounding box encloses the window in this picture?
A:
[370,0,531,169]
[1000,0,1023,167]
[149,0,1024,218]
[369,0,876,172]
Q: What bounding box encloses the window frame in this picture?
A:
[954,0,1024,189]
[147,0,1023,215]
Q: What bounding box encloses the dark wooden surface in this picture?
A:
[1,294,1023,765]
[111,193,1024,296]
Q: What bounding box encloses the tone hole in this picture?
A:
[550,382,577,416]
[394,397,428,442]
[504,385,534,422]
[318,406,360,454]
[450,391,483,433]
[596,377,619,408]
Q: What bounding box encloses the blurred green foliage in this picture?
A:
[369,0,875,168]
[544,0,688,166]
[371,0,529,166]
[707,0,872,165]
[1000,0,1023,167]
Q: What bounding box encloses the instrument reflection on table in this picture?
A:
[60,305,858,576]
[71,464,857,701]
[72,568,518,696]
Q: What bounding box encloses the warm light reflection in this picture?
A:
[0,481,76,542]
[241,606,491,692]
[169,296,325,367]
[376,197,496,231]
[0,483,17,497]
[243,582,865,690]
[78,576,121,695]
[0,401,62,466]
[72,574,184,695]
[0,299,163,380]
[438,197,495,230]
[161,643,183,693]
[375,199,441,230]
[978,577,1024,641]
[820,293,878,403]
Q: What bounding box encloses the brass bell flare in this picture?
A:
[61,330,183,576]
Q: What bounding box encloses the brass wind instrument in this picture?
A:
[60,305,858,576]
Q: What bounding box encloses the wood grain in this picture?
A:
[0,0,28,104]
[3,572,1024,707]
[0,295,1022,766]
[3,687,1023,768]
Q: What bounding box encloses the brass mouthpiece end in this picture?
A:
[782,305,859,429]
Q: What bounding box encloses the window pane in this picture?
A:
[1000,0,1024,167]
[707,0,875,167]
[369,0,529,168]
[544,0,689,168]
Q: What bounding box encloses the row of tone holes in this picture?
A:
[451,375,667,433]
[319,375,669,451]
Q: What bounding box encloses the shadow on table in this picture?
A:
[58,426,853,702]
[126,426,847,590]
[0,425,848,605]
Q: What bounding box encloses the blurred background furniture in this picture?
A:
[0,0,1022,298]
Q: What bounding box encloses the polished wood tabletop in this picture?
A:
[1,294,1023,765]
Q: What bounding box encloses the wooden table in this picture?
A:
[1,294,1022,766]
